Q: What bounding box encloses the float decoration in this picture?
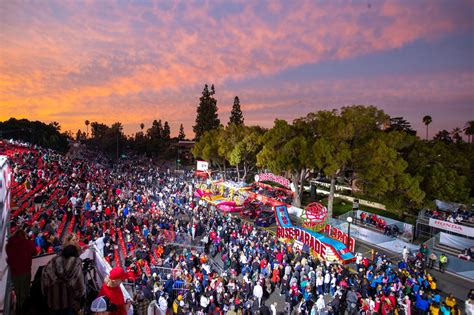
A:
[301,202,328,232]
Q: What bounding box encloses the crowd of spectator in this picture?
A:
[425,208,474,225]
[1,140,472,315]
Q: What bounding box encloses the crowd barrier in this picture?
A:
[339,210,414,242]
[440,232,474,250]
[424,234,474,280]
[329,217,419,253]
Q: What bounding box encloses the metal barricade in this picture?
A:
[171,280,190,301]
[148,266,180,282]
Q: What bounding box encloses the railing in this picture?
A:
[148,266,180,282]
[424,233,474,280]
[339,211,413,242]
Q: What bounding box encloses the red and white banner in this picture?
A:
[196,160,209,171]
[323,224,355,252]
[276,227,328,260]
[429,218,474,237]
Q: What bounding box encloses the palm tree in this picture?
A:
[422,115,432,140]
[464,120,474,143]
[451,127,463,143]
[84,120,90,138]
[140,123,145,131]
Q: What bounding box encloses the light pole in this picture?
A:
[346,216,353,249]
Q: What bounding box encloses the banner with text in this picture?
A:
[429,218,474,237]
[323,224,355,252]
[196,160,209,171]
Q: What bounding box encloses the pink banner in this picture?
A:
[256,173,290,188]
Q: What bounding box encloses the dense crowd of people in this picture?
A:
[425,208,474,225]
[2,140,473,315]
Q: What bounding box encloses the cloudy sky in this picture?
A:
[1,0,473,137]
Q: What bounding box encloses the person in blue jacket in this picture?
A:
[416,292,429,315]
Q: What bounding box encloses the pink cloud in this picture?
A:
[0,0,472,136]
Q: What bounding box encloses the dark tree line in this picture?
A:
[0,118,69,152]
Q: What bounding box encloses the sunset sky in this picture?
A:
[1,0,473,138]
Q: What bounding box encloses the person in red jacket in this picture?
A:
[6,229,38,315]
[98,267,133,315]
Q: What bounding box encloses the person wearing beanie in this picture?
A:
[98,267,132,315]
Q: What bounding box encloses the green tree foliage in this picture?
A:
[340,105,388,142]
[145,120,163,153]
[301,110,353,218]
[257,120,311,207]
[230,126,265,181]
[0,118,69,152]
[178,124,186,141]
[89,121,126,158]
[299,106,424,212]
[433,130,452,144]
[353,134,425,207]
[192,128,225,171]
[451,127,463,143]
[229,96,244,126]
[193,84,220,139]
[218,124,246,179]
[340,107,425,208]
[218,124,265,181]
[132,129,147,154]
[162,121,171,140]
[90,122,109,140]
[422,115,432,140]
[76,129,86,141]
[464,120,474,143]
[387,117,416,136]
[405,141,470,202]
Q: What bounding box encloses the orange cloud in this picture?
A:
[0,0,472,136]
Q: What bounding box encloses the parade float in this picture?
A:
[275,204,355,264]
[194,179,251,212]
[193,172,355,264]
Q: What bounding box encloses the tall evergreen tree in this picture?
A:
[178,124,186,140]
[387,117,416,136]
[193,84,220,139]
[163,121,171,140]
[229,96,244,126]
[147,120,162,140]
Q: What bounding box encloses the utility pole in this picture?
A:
[116,130,119,160]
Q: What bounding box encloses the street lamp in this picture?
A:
[346,216,353,249]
